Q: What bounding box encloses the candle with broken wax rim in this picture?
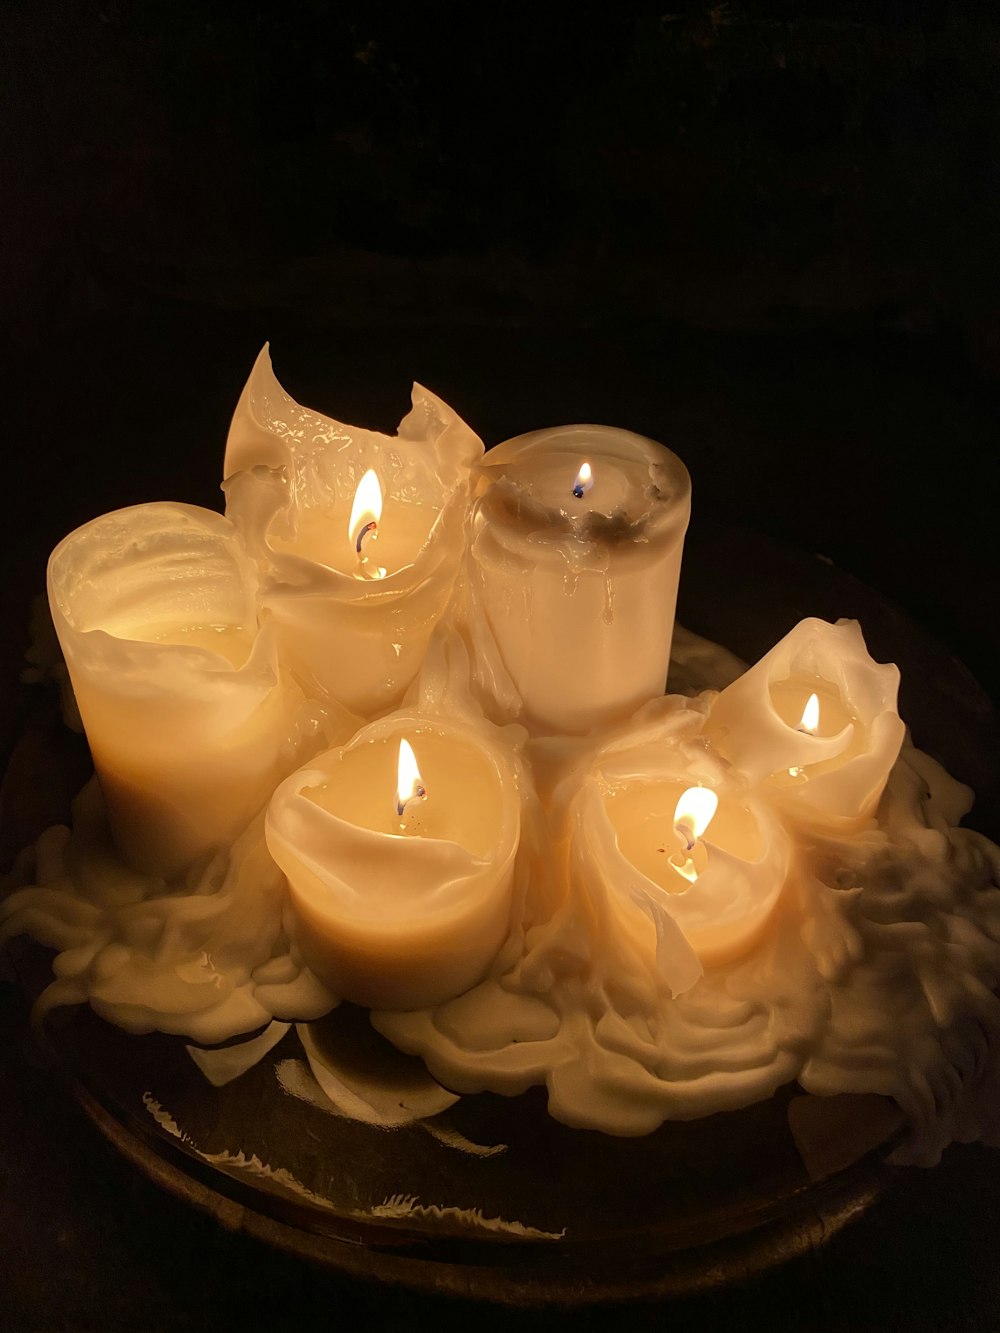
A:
[706,618,905,829]
[223,346,483,719]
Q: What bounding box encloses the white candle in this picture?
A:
[265,711,521,1010]
[223,346,482,719]
[571,726,789,986]
[465,424,690,735]
[47,503,290,878]
[706,617,905,827]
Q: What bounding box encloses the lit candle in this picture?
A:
[349,468,387,581]
[265,711,521,1010]
[47,503,290,878]
[572,732,790,983]
[465,424,691,735]
[223,346,482,719]
[532,700,795,1003]
[706,617,905,827]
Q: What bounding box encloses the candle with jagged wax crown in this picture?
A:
[223,346,483,721]
[705,618,905,830]
[462,424,690,736]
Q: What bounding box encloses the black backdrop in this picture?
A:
[3,3,1000,1328]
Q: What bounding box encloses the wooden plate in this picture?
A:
[3,519,996,1305]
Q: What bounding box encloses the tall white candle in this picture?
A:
[265,711,521,1010]
[706,618,905,828]
[47,503,290,878]
[223,347,482,719]
[465,425,690,735]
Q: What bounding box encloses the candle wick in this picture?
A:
[572,481,585,499]
[395,783,427,819]
[356,519,378,556]
[674,821,695,854]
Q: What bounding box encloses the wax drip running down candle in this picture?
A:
[349,470,387,581]
[572,461,593,499]
[669,786,718,885]
[395,737,428,826]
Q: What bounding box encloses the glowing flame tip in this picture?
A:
[673,787,718,847]
[349,468,383,550]
[572,461,594,498]
[395,737,426,818]
[798,691,820,734]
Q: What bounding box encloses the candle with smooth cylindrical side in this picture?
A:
[465,424,690,736]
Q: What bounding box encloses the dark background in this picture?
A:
[3,2,1000,1328]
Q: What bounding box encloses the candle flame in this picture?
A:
[394,737,427,819]
[572,461,594,499]
[797,692,820,734]
[670,787,718,885]
[673,787,718,850]
[349,469,383,552]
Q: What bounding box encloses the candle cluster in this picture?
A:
[4,347,999,1151]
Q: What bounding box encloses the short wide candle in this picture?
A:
[265,712,521,1010]
[466,424,691,736]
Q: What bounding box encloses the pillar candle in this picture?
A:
[265,711,521,1010]
[223,347,482,718]
[465,424,690,735]
[47,503,289,878]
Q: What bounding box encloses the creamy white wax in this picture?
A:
[706,618,905,829]
[465,425,690,735]
[47,503,291,878]
[266,711,521,1010]
[563,699,791,999]
[223,347,482,719]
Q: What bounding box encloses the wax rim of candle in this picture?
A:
[266,711,521,920]
[706,617,905,821]
[223,346,483,601]
[223,344,484,483]
[225,458,470,604]
[475,425,691,549]
[582,781,790,960]
[47,502,282,698]
[565,710,791,964]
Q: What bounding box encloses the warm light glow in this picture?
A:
[673,787,719,850]
[797,692,820,734]
[572,461,594,498]
[349,469,383,553]
[669,788,718,885]
[394,737,427,819]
